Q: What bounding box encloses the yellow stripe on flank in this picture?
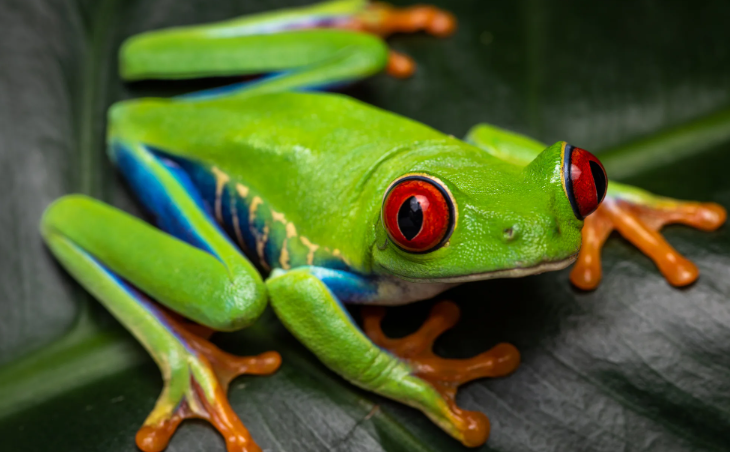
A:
[236,183,249,198]
[286,222,297,238]
[299,236,320,265]
[211,166,230,223]
[271,209,287,224]
[247,196,271,270]
[249,196,263,224]
[332,248,350,266]
[256,225,270,270]
[279,238,291,270]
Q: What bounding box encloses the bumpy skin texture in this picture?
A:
[38,1,725,451]
[110,93,583,278]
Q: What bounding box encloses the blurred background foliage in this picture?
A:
[2,0,730,451]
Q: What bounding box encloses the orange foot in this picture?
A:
[571,197,727,290]
[338,3,457,78]
[135,309,281,452]
[362,301,519,446]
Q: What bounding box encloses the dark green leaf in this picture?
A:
[2,0,730,451]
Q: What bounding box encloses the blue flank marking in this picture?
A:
[113,141,228,260]
[175,72,286,101]
[150,148,257,256]
[233,195,258,257]
[307,266,378,304]
[174,67,355,102]
[156,156,210,214]
[207,13,352,39]
[148,150,352,271]
[298,79,353,93]
[149,147,217,214]
[282,266,378,328]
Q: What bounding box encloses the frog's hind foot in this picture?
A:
[362,301,520,446]
[136,308,281,452]
[570,197,727,290]
[341,3,457,78]
[355,3,457,38]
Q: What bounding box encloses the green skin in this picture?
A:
[39,0,665,447]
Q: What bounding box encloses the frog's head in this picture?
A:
[372,141,607,282]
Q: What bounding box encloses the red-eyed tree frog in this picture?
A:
[39,1,727,451]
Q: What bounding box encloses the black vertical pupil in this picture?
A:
[589,161,607,202]
[397,196,423,240]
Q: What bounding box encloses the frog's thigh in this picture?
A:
[103,140,268,330]
[42,196,266,330]
[122,29,388,97]
[41,196,280,452]
[266,267,515,447]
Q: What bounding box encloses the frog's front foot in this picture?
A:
[344,3,457,78]
[362,301,520,446]
[570,193,726,290]
[136,309,281,452]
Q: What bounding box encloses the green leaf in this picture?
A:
[3,0,730,451]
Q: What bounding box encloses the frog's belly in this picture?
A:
[367,277,460,306]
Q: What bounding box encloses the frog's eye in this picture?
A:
[382,175,455,253]
[564,144,608,220]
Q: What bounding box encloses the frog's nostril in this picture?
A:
[503,227,516,241]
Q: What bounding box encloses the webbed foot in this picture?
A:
[362,301,519,446]
[136,308,281,452]
[570,191,726,290]
[341,2,457,78]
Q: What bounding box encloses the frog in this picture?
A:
[39,1,727,451]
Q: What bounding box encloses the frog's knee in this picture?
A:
[357,34,389,73]
[203,277,269,332]
[40,195,99,237]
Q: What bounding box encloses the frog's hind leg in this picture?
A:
[41,197,280,452]
[335,2,456,78]
[41,136,285,451]
[120,0,456,95]
[123,28,390,100]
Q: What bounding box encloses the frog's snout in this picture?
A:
[492,212,579,267]
[502,226,516,242]
[497,214,560,245]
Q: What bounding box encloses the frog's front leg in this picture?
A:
[40,135,285,452]
[266,267,519,447]
[570,183,726,289]
[466,123,727,289]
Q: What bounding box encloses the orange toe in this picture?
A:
[135,309,280,452]
[386,50,416,78]
[571,196,725,289]
[362,301,519,447]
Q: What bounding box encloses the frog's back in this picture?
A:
[111,91,445,173]
[109,92,450,271]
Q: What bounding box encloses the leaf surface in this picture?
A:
[2,1,730,451]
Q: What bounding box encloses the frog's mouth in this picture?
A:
[405,254,578,284]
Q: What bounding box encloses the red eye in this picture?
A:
[564,144,608,219]
[382,175,455,253]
